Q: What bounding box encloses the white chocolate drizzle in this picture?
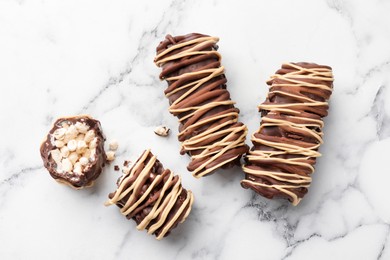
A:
[155,36,248,178]
[105,149,194,240]
[242,62,333,206]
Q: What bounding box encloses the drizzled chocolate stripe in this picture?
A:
[154,33,249,178]
[105,149,194,240]
[242,62,333,205]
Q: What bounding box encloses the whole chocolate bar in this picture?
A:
[154,33,249,178]
[105,149,194,240]
[40,115,106,189]
[242,62,334,205]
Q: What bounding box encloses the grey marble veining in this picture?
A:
[1,0,390,259]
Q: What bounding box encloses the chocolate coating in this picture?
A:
[106,149,194,240]
[154,33,249,178]
[40,115,106,189]
[241,62,334,205]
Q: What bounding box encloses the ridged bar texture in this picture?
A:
[106,149,194,240]
[242,62,334,205]
[154,33,249,178]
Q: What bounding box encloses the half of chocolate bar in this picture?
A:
[105,149,194,240]
[40,115,106,189]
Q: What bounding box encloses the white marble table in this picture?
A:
[1,0,390,259]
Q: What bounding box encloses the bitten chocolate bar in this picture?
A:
[105,149,194,240]
[242,62,334,205]
[154,33,249,178]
